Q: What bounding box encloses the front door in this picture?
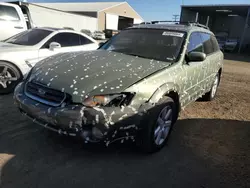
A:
[180,32,205,104]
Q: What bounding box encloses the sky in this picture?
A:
[2,0,250,21]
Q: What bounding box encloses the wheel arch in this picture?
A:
[0,60,24,78]
[148,82,181,113]
[218,67,222,85]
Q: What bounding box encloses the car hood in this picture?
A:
[30,50,170,103]
[0,42,34,52]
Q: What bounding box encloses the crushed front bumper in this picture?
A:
[14,82,144,145]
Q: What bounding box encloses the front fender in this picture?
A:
[138,82,180,114]
[148,82,180,104]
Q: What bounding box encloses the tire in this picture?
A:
[202,73,220,101]
[138,96,177,153]
[0,61,23,94]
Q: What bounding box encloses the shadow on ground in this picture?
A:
[224,52,250,62]
[0,94,249,188]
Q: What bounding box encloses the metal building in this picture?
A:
[180,4,250,52]
[36,2,144,32]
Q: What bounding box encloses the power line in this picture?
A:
[172,14,180,22]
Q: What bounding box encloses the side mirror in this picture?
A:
[49,42,61,50]
[187,52,206,62]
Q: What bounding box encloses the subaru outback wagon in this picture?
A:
[14,22,223,153]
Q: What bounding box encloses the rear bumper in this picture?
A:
[14,82,143,145]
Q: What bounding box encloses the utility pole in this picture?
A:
[172,14,180,22]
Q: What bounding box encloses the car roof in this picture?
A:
[33,27,89,35]
[129,23,214,35]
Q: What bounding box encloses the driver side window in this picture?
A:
[42,33,81,48]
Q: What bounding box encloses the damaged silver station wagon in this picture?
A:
[14,22,223,153]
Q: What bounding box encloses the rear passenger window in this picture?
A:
[80,35,93,45]
[187,32,203,54]
[200,33,213,55]
[0,5,20,21]
[211,35,220,52]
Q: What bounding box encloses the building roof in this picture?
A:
[35,2,126,12]
[182,4,250,17]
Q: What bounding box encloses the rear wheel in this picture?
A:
[202,73,220,101]
[0,62,22,94]
[139,97,177,153]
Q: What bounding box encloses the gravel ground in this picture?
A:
[0,55,249,188]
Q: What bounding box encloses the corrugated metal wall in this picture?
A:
[28,4,98,32]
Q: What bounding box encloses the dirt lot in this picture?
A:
[0,55,250,188]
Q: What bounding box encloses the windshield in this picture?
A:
[100,29,185,62]
[5,29,52,46]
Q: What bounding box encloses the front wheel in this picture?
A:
[0,62,22,94]
[139,97,177,153]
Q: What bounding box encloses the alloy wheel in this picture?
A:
[154,105,173,146]
[0,65,18,89]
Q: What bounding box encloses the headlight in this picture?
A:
[82,93,134,107]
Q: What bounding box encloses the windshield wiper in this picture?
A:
[125,52,147,59]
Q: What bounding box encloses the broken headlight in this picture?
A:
[82,93,134,107]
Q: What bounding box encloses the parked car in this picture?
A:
[224,38,238,52]
[0,27,99,94]
[215,35,227,51]
[63,27,74,30]
[92,31,106,40]
[215,32,228,51]
[14,23,223,153]
[80,29,92,37]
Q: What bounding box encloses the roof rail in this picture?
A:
[139,20,210,30]
[188,22,210,30]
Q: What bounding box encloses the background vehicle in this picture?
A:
[80,29,92,37]
[224,38,238,52]
[92,31,106,40]
[0,2,97,41]
[0,27,98,94]
[14,22,223,153]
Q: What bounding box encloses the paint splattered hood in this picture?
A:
[30,50,170,103]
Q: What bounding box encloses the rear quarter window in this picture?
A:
[0,5,20,21]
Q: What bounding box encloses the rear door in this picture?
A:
[200,33,220,92]
[0,3,27,41]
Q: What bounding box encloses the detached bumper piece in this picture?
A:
[19,107,78,137]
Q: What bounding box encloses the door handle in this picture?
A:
[14,26,24,29]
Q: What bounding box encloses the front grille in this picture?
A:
[25,81,69,107]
